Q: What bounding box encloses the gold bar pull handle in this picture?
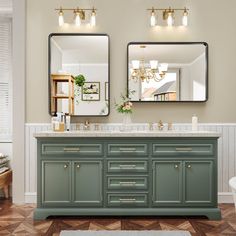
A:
[119,148,136,152]
[175,147,192,152]
[63,147,80,152]
[119,198,136,203]
[119,182,136,186]
[119,165,136,169]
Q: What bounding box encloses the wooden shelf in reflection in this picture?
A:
[154,92,176,101]
[51,74,75,115]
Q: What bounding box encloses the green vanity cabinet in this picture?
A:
[184,161,214,205]
[152,161,182,206]
[42,161,71,206]
[73,161,103,206]
[34,136,221,220]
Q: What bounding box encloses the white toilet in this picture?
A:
[229,177,236,208]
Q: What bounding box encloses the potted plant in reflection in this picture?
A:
[115,90,135,131]
[74,74,86,104]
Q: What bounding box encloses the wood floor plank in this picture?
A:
[0,200,236,235]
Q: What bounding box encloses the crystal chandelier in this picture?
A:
[130,46,168,83]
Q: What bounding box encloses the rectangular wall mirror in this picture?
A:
[127,42,208,102]
[49,33,110,116]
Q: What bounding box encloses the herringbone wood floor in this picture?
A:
[0,199,235,236]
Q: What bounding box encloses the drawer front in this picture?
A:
[107,193,148,207]
[107,160,148,173]
[107,144,148,156]
[41,143,103,156]
[107,176,148,190]
[152,143,214,156]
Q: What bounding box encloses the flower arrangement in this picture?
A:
[115,91,135,114]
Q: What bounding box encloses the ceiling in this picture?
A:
[52,35,109,64]
[129,44,206,64]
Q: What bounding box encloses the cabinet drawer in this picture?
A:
[41,143,103,156]
[152,143,214,156]
[107,176,148,190]
[107,193,148,207]
[107,144,148,156]
[107,160,148,173]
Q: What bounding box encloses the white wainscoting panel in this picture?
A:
[25,123,236,203]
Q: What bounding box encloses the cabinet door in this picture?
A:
[73,161,103,207]
[184,161,213,205]
[42,161,71,205]
[152,161,182,206]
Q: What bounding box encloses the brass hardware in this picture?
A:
[77,164,80,169]
[84,120,90,130]
[119,164,136,169]
[63,147,80,152]
[158,120,164,131]
[64,164,68,169]
[131,53,167,83]
[119,148,136,152]
[119,198,136,202]
[147,7,189,26]
[175,147,192,152]
[187,165,192,169]
[119,182,136,186]
[55,6,97,26]
[174,165,179,169]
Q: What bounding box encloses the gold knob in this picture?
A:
[64,164,68,169]
[187,165,191,169]
[174,165,179,169]
[77,164,80,169]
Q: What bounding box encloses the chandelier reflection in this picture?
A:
[130,46,168,83]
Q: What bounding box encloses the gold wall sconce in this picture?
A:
[55,6,97,27]
[148,7,189,27]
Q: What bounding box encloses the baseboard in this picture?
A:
[25,192,234,204]
[218,192,234,203]
[25,192,37,203]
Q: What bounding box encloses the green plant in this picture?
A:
[75,74,86,87]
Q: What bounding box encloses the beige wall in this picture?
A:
[26,0,236,123]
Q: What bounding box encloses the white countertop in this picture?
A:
[34,130,221,138]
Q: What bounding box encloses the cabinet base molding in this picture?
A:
[25,192,234,204]
[34,207,221,220]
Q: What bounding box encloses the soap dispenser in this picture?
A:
[192,114,198,131]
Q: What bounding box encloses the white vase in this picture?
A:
[121,113,132,131]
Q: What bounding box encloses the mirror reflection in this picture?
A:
[49,34,109,116]
[128,43,208,102]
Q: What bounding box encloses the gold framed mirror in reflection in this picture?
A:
[49,33,110,116]
[127,42,208,102]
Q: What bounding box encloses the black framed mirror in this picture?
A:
[49,33,110,116]
[127,42,208,102]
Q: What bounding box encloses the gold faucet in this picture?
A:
[158,120,164,131]
[84,120,90,130]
